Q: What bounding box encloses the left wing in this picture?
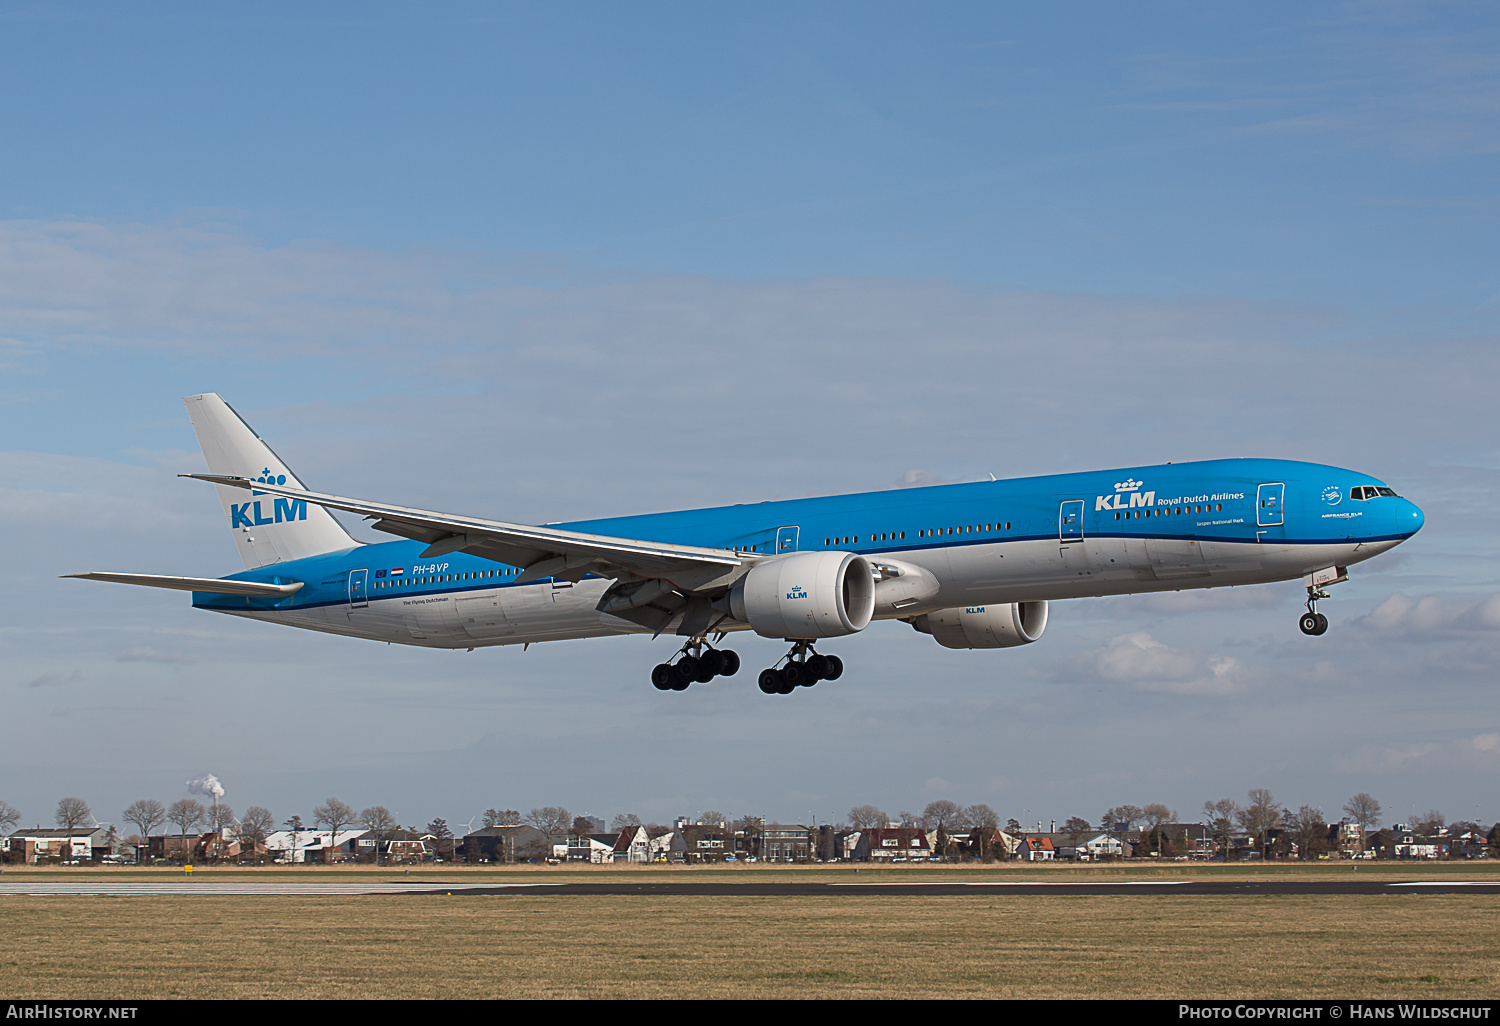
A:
[182,474,749,591]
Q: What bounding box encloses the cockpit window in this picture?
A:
[1352,485,1400,500]
[1376,487,1398,497]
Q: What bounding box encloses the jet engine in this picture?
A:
[907,601,1048,649]
[728,551,875,639]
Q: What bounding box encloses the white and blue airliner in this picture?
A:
[69,394,1424,695]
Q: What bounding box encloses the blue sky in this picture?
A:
[2,2,1498,835]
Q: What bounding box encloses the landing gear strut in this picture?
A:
[651,637,740,691]
[1298,566,1347,636]
[757,640,844,695]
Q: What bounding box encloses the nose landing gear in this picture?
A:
[1299,565,1347,636]
[757,640,844,695]
[651,637,740,691]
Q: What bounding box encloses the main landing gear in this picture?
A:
[757,640,844,695]
[651,638,741,691]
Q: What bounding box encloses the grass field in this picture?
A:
[2,864,1497,999]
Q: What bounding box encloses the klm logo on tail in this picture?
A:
[231,497,307,528]
[233,470,306,527]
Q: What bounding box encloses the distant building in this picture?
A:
[462,825,550,863]
[845,827,933,862]
[261,828,368,863]
[8,827,112,863]
[759,824,812,862]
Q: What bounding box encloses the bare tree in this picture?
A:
[360,806,396,864]
[0,801,19,836]
[571,816,596,837]
[1101,805,1144,831]
[848,805,888,829]
[1062,816,1091,835]
[1236,790,1282,857]
[1143,804,1176,830]
[1342,793,1382,831]
[526,807,572,837]
[698,810,726,826]
[208,802,234,835]
[55,797,91,833]
[921,800,962,831]
[609,812,642,832]
[965,805,1000,831]
[485,808,522,827]
[1282,805,1328,860]
[1202,798,1238,855]
[312,798,356,861]
[122,800,165,863]
[168,799,205,861]
[239,806,275,858]
[1413,809,1446,836]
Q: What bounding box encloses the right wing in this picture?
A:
[181,474,751,591]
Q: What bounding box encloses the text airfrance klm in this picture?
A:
[230,498,307,528]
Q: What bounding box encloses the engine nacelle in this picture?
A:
[908,601,1048,649]
[729,551,875,639]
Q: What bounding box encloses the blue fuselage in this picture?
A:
[194,458,1423,648]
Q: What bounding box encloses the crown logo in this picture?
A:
[256,467,287,486]
[1114,478,1143,492]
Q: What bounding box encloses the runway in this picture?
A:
[1,878,1497,897]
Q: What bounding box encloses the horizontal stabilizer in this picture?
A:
[63,572,304,598]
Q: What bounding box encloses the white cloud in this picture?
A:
[1354,593,1500,639]
[1081,632,1245,696]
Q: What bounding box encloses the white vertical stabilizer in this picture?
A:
[184,393,359,569]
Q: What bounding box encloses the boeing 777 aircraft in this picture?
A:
[69,394,1424,695]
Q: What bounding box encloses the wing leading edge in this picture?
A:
[180,474,749,592]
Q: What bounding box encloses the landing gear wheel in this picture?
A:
[719,650,741,677]
[698,649,724,678]
[804,654,830,681]
[823,655,844,681]
[1313,612,1328,635]
[651,663,676,690]
[758,668,783,694]
[783,661,808,688]
[1299,612,1320,636]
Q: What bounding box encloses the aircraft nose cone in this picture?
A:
[1402,499,1424,536]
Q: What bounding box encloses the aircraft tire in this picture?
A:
[758,669,782,694]
[719,650,741,676]
[1299,613,1320,635]
[823,655,844,680]
[698,650,724,677]
[783,661,808,687]
[1313,612,1329,635]
[804,654,830,681]
[651,664,676,690]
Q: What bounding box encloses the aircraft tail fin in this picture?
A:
[184,393,359,569]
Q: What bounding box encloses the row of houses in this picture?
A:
[2,819,1492,865]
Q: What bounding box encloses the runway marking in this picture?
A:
[828,879,1193,887]
[0,881,536,896]
[1388,880,1500,887]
